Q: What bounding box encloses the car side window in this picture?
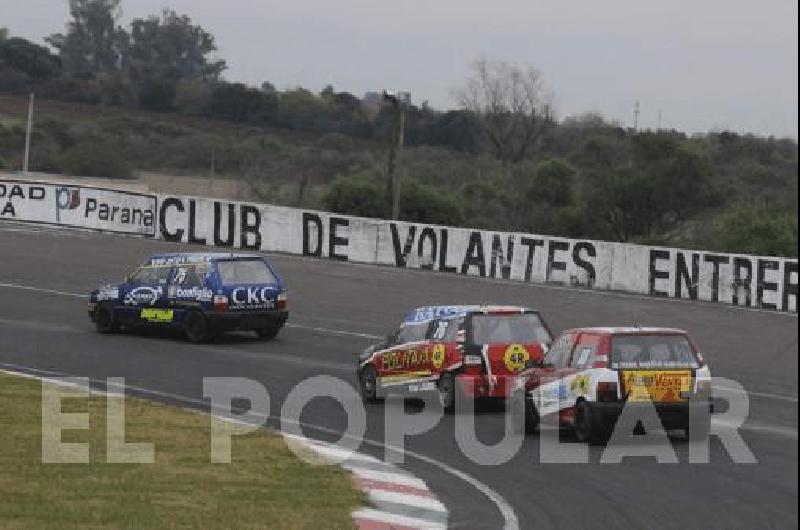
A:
[397,323,428,345]
[545,333,575,368]
[173,263,209,288]
[428,318,459,342]
[571,334,599,370]
[129,265,171,285]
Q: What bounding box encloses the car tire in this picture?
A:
[183,310,209,344]
[94,303,118,333]
[360,365,379,402]
[255,324,281,340]
[511,393,538,435]
[439,372,456,414]
[682,413,711,441]
[574,400,608,445]
[524,398,540,434]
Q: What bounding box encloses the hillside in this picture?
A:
[0,93,797,257]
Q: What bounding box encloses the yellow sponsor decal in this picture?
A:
[380,371,433,382]
[140,308,174,323]
[570,374,590,395]
[623,370,692,402]
[503,344,530,373]
[431,344,446,370]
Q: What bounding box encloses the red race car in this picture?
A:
[357,305,553,411]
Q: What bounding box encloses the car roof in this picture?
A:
[403,305,537,324]
[145,252,263,265]
[565,326,689,335]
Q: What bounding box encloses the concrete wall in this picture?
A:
[2,175,797,313]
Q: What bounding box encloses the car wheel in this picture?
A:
[682,413,711,441]
[525,398,540,434]
[255,324,281,340]
[183,310,209,343]
[94,303,118,334]
[511,393,538,435]
[439,372,456,413]
[360,365,379,402]
[574,400,607,445]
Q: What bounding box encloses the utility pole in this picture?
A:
[23,93,34,173]
[384,91,407,220]
[657,109,662,131]
[633,100,640,132]
[209,147,216,194]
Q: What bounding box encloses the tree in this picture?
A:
[457,58,553,163]
[713,204,797,257]
[206,83,277,124]
[126,10,226,82]
[584,133,717,241]
[46,0,127,76]
[0,28,8,41]
[0,37,61,80]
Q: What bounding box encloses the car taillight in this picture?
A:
[591,354,609,369]
[213,295,228,312]
[695,379,712,398]
[596,381,618,402]
[276,292,287,310]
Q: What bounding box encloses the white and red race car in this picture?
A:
[521,327,712,443]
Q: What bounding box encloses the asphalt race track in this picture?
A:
[0,223,797,529]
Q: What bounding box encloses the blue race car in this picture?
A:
[88,252,288,343]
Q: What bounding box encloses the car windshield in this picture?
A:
[611,334,698,369]
[470,313,551,345]
[216,259,276,285]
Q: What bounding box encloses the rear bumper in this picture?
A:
[207,310,289,331]
[591,400,712,430]
[456,373,521,399]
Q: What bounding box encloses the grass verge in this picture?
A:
[0,372,362,529]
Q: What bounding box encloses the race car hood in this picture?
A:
[483,342,545,376]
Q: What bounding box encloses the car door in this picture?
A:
[118,263,173,325]
[528,332,577,416]
[377,321,429,388]
[424,317,460,378]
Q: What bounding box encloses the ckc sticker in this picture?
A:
[503,344,529,372]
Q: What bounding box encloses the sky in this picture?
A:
[2,0,797,137]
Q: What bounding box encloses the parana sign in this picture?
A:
[0,180,156,236]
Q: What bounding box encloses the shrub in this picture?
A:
[60,140,133,179]
[320,171,384,218]
[712,204,798,257]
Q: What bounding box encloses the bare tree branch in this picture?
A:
[457,58,554,164]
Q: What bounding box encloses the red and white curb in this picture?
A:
[283,434,448,529]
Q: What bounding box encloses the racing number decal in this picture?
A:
[431,343,446,370]
[503,344,530,372]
